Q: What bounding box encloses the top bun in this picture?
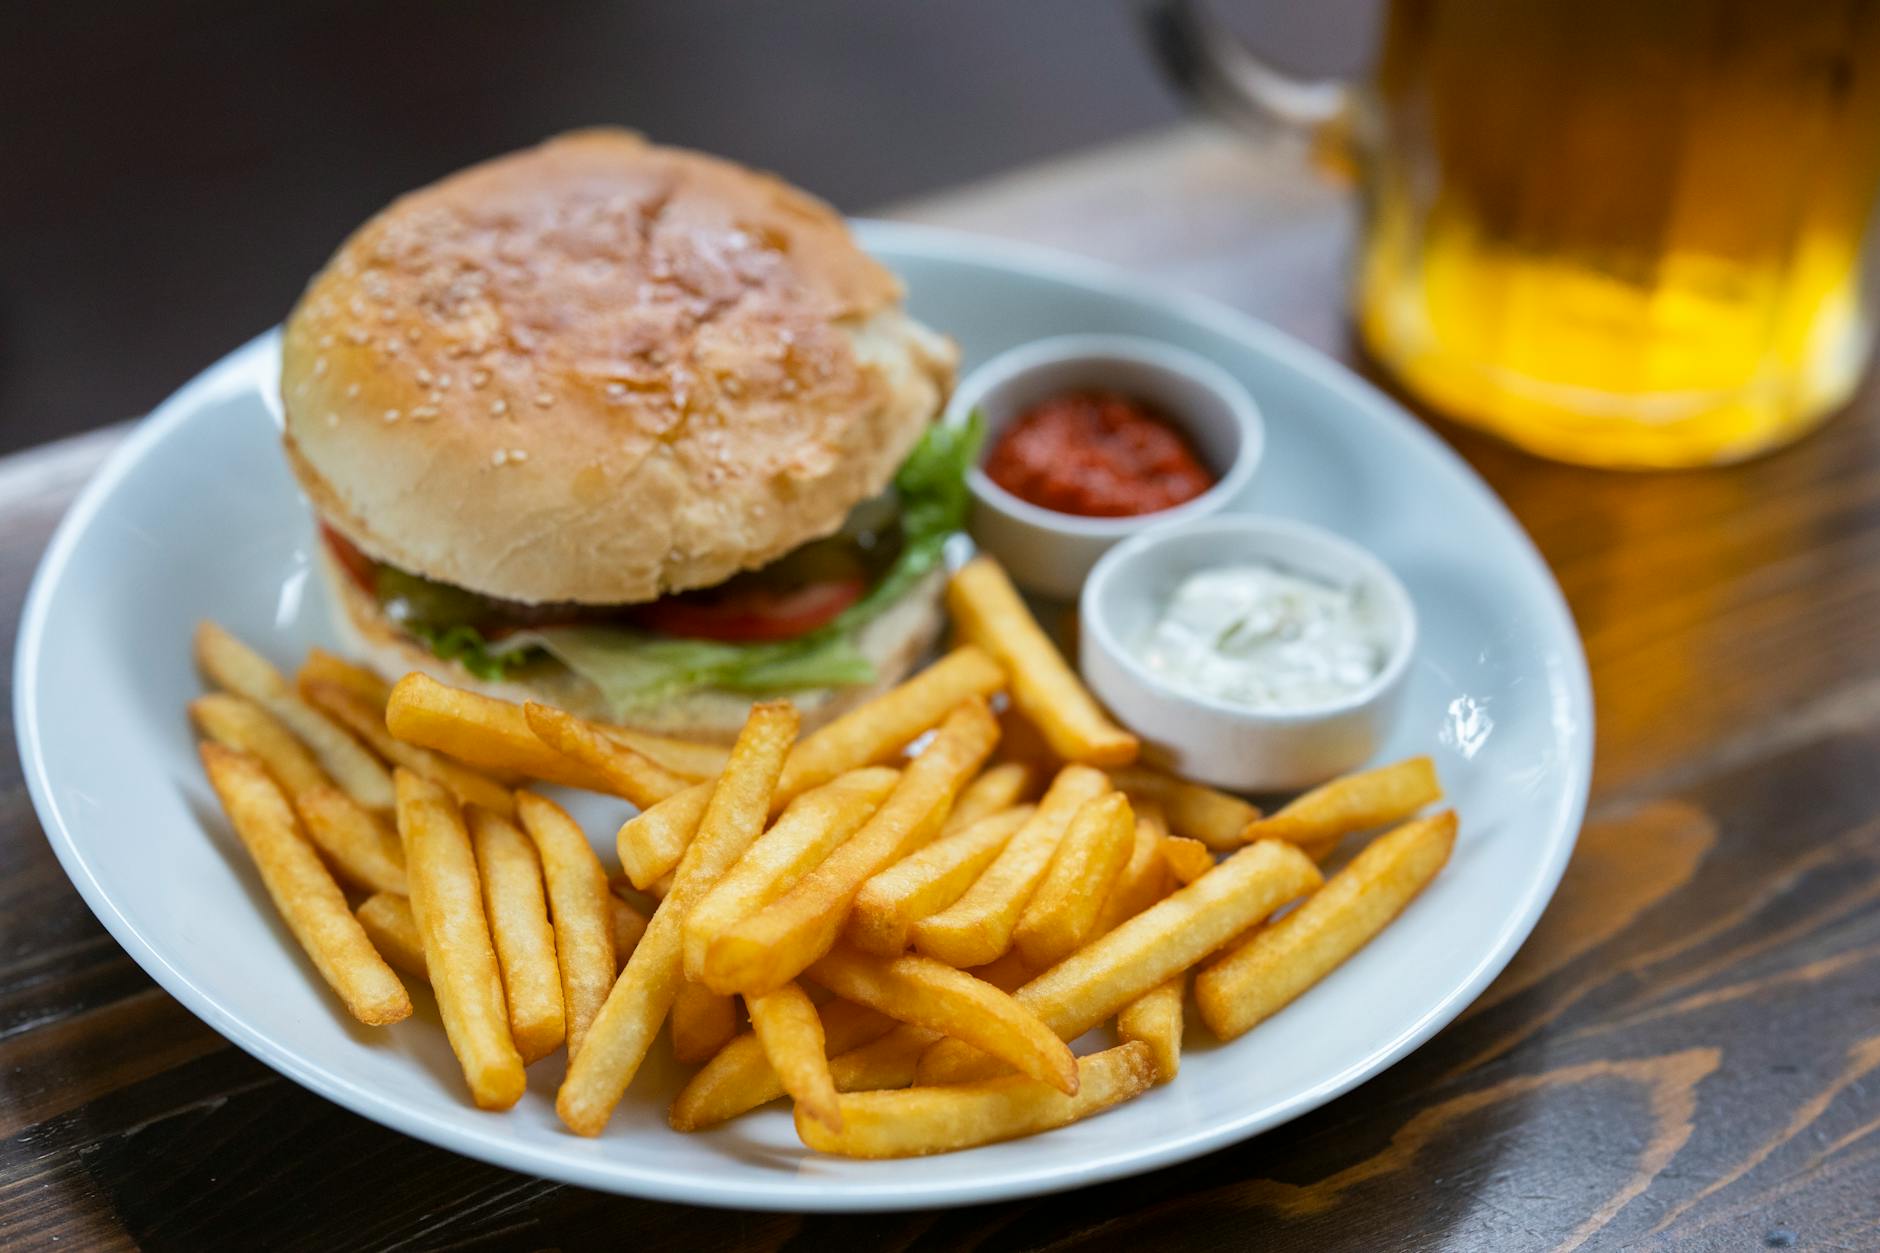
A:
[280,129,956,605]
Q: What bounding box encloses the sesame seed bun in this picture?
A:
[279,128,957,606]
[317,547,945,742]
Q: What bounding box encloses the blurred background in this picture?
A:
[0,1,1370,456]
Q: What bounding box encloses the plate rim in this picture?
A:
[13,219,1593,1212]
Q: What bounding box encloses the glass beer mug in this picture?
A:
[1150,0,1880,468]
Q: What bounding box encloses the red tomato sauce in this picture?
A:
[983,391,1215,517]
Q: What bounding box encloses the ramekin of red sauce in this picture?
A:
[949,335,1265,598]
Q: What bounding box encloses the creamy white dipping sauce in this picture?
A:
[1133,563,1391,711]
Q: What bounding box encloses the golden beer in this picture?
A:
[1354,0,1880,466]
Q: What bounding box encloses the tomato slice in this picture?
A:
[631,578,865,643]
[321,525,379,593]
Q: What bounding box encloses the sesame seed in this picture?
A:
[346,328,369,345]
[416,369,433,386]
[722,377,742,397]
[325,412,339,427]
[383,409,401,423]
[490,398,508,416]
[345,382,361,399]
[605,381,627,400]
[534,392,554,408]
[491,448,509,466]
[378,308,397,324]
[510,448,529,462]
[427,390,443,404]
[411,405,439,420]
[312,357,329,377]
[317,334,335,349]
[471,370,490,389]
[406,326,421,342]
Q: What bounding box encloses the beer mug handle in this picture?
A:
[1142,0,1352,135]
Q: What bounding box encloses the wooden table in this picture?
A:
[5,122,1878,1251]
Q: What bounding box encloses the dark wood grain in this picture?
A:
[6,122,1880,1251]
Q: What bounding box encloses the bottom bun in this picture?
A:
[319,546,945,743]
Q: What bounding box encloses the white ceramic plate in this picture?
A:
[14,222,1592,1212]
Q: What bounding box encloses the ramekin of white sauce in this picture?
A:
[1080,516,1416,790]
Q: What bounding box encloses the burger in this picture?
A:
[279,130,970,740]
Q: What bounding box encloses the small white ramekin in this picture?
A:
[949,334,1264,600]
[1079,515,1418,792]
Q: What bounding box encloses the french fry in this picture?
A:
[941,761,1036,836]
[799,1042,1156,1159]
[295,647,392,710]
[912,764,1110,969]
[747,982,842,1131]
[384,674,615,792]
[1013,791,1135,970]
[1110,766,1260,850]
[1118,974,1185,1083]
[775,648,1005,799]
[947,557,1137,766]
[196,622,395,811]
[918,840,1321,1085]
[1197,812,1456,1040]
[355,891,427,979]
[306,681,517,817]
[395,770,524,1108]
[515,791,617,1057]
[1239,757,1443,856]
[294,785,409,896]
[669,999,897,1131]
[199,744,411,1026]
[698,700,999,997]
[616,786,714,890]
[274,700,398,813]
[671,981,741,1064]
[557,701,799,1136]
[827,1023,938,1093]
[807,945,1078,1095]
[1090,811,1173,937]
[193,620,291,702]
[617,647,1005,888]
[683,768,900,978]
[847,805,1033,957]
[468,806,566,1065]
[611,896,649,971]
[524,702,696,808]
[190,694,328,799]
[1162,836,1216,885]
[598,726,729,781]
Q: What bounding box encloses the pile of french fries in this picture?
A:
[188,554,1455,1158]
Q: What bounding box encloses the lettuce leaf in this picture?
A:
[440,413,984,715]
[406,622,535,681]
